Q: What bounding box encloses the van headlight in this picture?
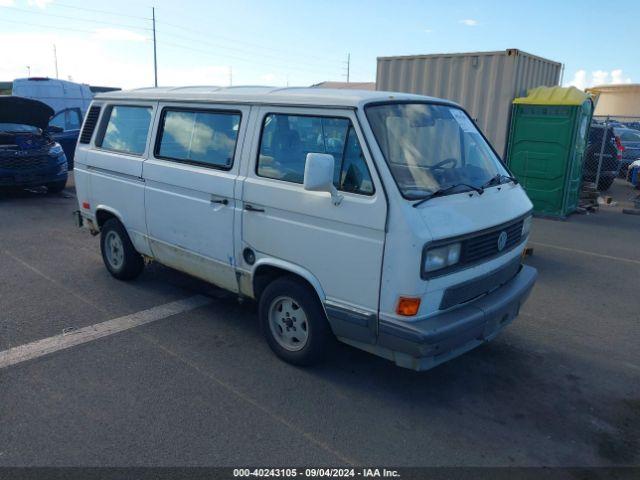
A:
[423,242,461,273]
[522,215,532,238]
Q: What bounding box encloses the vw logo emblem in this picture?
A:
[497,231,508,251]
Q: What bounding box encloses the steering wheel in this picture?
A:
[431,158,457,170]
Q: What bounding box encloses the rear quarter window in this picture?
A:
[97,105,152,155]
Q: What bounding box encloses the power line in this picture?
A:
[155,28,341,72]
[157,39,340,78]
[51,1,151,20]
[17,0,346,67]
[2,5,152,31]
[156,20,343,65]
[0,7,358,84]
[0,17,98,34]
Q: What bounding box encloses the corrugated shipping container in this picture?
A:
[376,49,562,156]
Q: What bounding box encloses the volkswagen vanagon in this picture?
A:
[74,86,537,370]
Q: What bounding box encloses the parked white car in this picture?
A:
[73,86,537,371]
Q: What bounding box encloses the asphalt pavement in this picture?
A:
[0,178,638,467]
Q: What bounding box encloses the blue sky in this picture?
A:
[0,0,637,89]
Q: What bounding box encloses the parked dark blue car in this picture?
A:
[48,106,83,168]
[0,96,69,193]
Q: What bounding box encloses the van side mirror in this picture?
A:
[303,153,343,206]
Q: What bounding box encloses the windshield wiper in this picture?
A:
[481,173,519,189]
[412,183,484,208]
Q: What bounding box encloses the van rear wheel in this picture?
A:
[100,218,144,280]
[259,276,330,366]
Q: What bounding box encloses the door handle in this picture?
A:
[211,198,229,206]
[244,204,265,212]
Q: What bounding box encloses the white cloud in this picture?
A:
[568,69,588,90]
[591,70,609,86]
[0,0,16,7]
[27,0,53,8]
[0,31,153,88]
[424,28,433,33]
[611,69,632,85]
[0,30,295,89]
[566,69,632,90]
[92,28,149,43]
[459,19,478,26]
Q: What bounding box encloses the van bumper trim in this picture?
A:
[324,301,377,344]
[373,264,537,370]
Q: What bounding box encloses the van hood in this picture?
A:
[414,184,533,240]
[0,96,54,130]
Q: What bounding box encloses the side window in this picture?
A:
[338,127,374,194]
[98,105,152,155]
[257,113,374,194]
[49,111,65,130]
[156,109,241,169]
[67,109,82,130]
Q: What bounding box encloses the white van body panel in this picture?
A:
[251,257,327,302]
[12,78,93,115]
[143,102,251,292]
[78,100,156,256]
[241,106,387,314]
[379,183,532,318]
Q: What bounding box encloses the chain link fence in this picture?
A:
[584,115,640,192]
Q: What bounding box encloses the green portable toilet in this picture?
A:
[506,86,593,218]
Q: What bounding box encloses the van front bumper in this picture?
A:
[374,265,537,371]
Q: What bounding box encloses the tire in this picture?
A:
[100,218,144,280]
[46,178,67,193]
[597,176,614,192]
[259,276,331,367]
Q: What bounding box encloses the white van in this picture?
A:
[73,86,537,371]
[12,77,93,116]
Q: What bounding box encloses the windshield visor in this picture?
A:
[365,103,508,199]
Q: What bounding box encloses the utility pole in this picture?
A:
[152,7,158,87]
[229,66,233,86]
[53,44,59,79]
[26,66,31,77]
[342,53,350,83]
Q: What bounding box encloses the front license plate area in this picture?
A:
[482,300,520,339]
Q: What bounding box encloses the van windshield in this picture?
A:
[365,103,508,200]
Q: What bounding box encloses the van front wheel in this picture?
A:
[100,218,144,280]
[259,276,330,366]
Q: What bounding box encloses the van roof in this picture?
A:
[94,86,457,109]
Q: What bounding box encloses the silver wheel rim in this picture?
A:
[105,230,125,270]
[268,296,309,352]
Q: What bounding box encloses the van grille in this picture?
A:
[440,257,521,310]
[79,106,101,144]
[461,218,524,264]
[0,155,50,170]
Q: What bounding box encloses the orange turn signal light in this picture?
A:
[396,297,421,316]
